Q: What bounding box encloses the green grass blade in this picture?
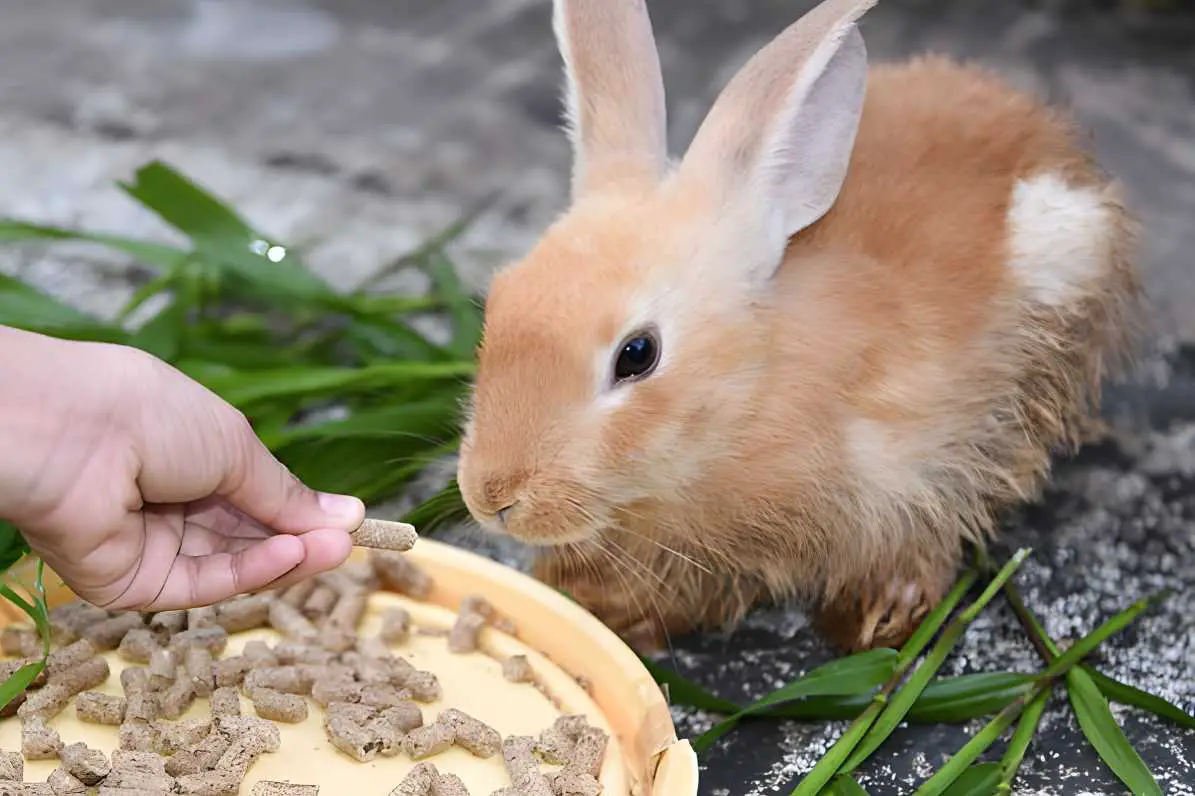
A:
[0,275,127,343]
[202,361,474,409]
[828,774,871,796]
[693,649,898,753]
[425,251,483,360]
[0,522,30,573]
[840,549,1031,773]
[0,662,45,712]
[997,685,1052,794]
[0,220,187,269]
[118,161,334,302]
[941,763,1003,796]
[402,483,471,535]
[1067,667,1162,796]
[637,655,740,715]
[1087,668,1195,730]
[903,673,1035,724]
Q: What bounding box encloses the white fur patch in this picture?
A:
[1006,173,1110,308]
[846,417,926,501]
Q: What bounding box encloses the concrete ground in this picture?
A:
[0,0,1192,794]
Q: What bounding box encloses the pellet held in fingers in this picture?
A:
[350,518,417,552]
[76,691,126,725]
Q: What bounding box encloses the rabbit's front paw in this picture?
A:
[815,571,951,652]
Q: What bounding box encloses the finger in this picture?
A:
[218,414,365,534]
[141,535,309,611]
[252,528,353,594]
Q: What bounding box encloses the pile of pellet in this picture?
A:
[0,550,609,795]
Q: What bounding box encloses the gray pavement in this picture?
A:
[0,1,1192,794]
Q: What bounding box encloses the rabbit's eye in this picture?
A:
[613,331,661,383]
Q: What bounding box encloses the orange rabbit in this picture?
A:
[456,0,1142,651]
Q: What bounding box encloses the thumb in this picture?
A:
[220,415,365,534]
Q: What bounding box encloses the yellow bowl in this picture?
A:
[0,538,699,796]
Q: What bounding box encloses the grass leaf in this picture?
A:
[638,655,740,715]
[998,685,1052,794]
[0,275,126,343]
[425,250,483,360]
[693,649,898,753]
[0,219,187,269]
[0,662,44,712]
[904,673,1035,724]
[1068,668,1163,796]
[828,774,872,796]
[940,763,1003,796]
[1088,669,1195,731]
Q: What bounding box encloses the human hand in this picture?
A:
[0,326,366,611]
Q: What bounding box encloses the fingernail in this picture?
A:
[318,492,365,526]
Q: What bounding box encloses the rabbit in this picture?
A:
[454,0,1142,653]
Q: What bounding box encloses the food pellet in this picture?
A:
[360,683,412,709]
[402,670,442,703]
[379,608,411,644]
[148,648,177,690]
[189,730,232,771]
[311,674,363,707]
[102,771,177,793]
[213,656,251,688]
[567,727,608,779]
[350,518,417,552]
[83,613,144,651]
[3,784,53,796]
[169,626,228,656]
[252,784,319,796]
[551,772,602,796]
[401,717,456,760]
[441,708,500,758]
[209,687,241,718]
[123,691,158,724]
[272,643,334,666]
[174,769,242,796]
[280,580,317,608]
[241,641,279,667]
[370,551,433,599]
[502,736,553,796]
[154,718,212,753]
[165,750,202,778]
[110,749,168,777]
[186,606,216,630]
[45,639,97,676]
[148,610,187,638]
[76,691,126,725]
[431,772,470,796]
[319,589,368,652]
[59,742,110,786]
[268,601,318,641]
[215,728,274,778]
[17,683,71,720]
[377,701,424,732]
[120,667,149,695]
[213,594,272,634]
[48,655,110,696]
[47,767,86,795]
[340,561,381,591]
[158,677,196,720]
[117,721,158,753]
[447,610,487,655]
[214,716,281,753]
[323,704,385,762]
[185,646,215,696]
[48,603,107,645]
[502,655,534,683]
[391,763,434,796]
[249,688,308,723]
[245,665,314,695]
[1,627,39,658]
[0,750,22,780]
[117,629,160,664]
[302,586,337,620]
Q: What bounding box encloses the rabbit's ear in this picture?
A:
[674,0,876,278]
[553,0,669,199]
